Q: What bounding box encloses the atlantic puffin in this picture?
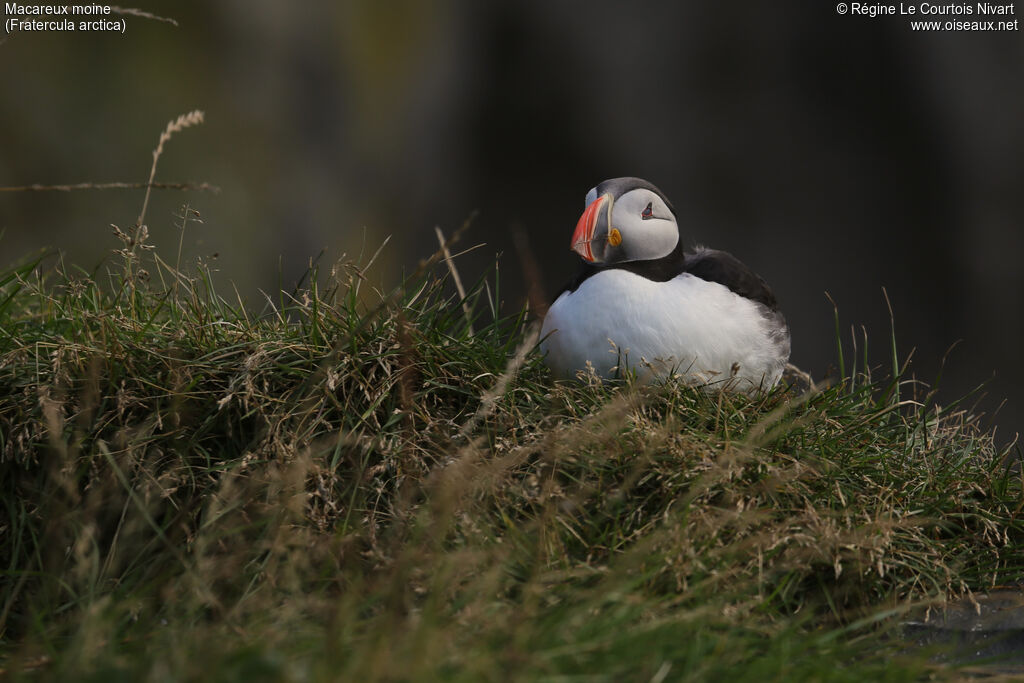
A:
[540,177,790,392]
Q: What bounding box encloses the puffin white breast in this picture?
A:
[540,269,788,392]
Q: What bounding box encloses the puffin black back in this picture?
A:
[683,248,780,312]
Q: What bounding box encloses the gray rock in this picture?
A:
[903,590,1024,673]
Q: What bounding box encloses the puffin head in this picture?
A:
[570,177,678,265]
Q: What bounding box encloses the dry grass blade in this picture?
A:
[0,181,220,193]
[435,225,473,336]
[137,110,205,227]
[109,6,179,26]
[458,321,541,439]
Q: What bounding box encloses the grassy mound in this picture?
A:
[0,219,1021,681]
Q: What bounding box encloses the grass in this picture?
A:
[0,223,1020,682]
[1,116,1022,681]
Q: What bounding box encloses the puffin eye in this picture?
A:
[641,202,653,220]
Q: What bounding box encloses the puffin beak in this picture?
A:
[571,194,611,262]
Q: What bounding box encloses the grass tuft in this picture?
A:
[0,200,1021,679]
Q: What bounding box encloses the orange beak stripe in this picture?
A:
[571,195,607,262]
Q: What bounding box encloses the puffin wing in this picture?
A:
[684,247,779,311]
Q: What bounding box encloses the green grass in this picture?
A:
[0,213,1021,682]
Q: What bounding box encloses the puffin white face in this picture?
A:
[570,181,678,265]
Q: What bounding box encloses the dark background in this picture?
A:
[2,1,1021,443]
